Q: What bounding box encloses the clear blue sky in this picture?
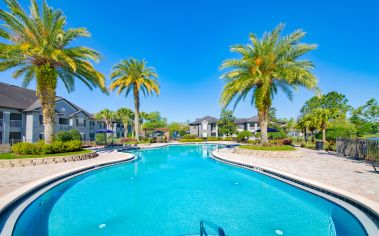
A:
[1,0,378,122]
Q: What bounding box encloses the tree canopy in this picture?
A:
[217,109,237,136]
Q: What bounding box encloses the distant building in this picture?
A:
[189,115,260,138]
[0,82,125,144]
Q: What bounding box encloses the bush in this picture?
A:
[179,138,204,142]
[222,137,235,141]
[12,140,82,155]
[183,134,197,139]
[239,145,296,151]
[120,137,136,143]
[237,130,252,142]
[268,131,287,140]
[95,133,107,145]
[315,121,357,143]
[56,129,81,142]
[269,138,292,146]
[207,137,220,141]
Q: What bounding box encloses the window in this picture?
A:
[9,132,22,143]
[10,113,22,127]
[10,113,22,120]
[76,118,86,127]
[0,132,2,144]
[39,133,44,140]
[80,133,86,140]
[39,115,43,125]
[89,133,95,140]
[59,118,69,125]
[0,112,3,128]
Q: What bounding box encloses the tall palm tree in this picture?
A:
[219,24,318,144]
[0,0,106,143]
[94,109,115,135]
[115,108,134,138]
[109,58,159,141]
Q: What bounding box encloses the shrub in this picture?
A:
[12,140,82,155]
[179,138,204,142]
[207,137,220,141]
[222,137,234,141]
[183,134,197,139]
[95,133,107,145]
[239,145,296,151]
[269,138,292,146]
[315,121,357,144]
[237,130,252,142]
[268,131,287,140]
[120,137,136,143]
[56,129,81,142]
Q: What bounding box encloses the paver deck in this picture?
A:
[215,147,379,203]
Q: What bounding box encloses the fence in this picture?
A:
[336,138,379,162]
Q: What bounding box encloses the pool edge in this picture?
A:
[211,150,379,235]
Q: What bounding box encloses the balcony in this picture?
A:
[10,120,22,128]
[58,124,72,131]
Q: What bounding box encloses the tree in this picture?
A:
[110,58,159,141]
[300,91,351,118]
[115,108,134,138]
[311,108,338,143]
[141,112,167,129]
[168,122,188,137]
[217,109,237,136]
[219,24,318,144]
[350,98,379,135]
[0,0,106,143]
[94,109,115,132]
[297,113,317,142]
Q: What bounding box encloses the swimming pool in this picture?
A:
[4,145,371,235]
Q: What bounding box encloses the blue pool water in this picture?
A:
[12,145,366,235]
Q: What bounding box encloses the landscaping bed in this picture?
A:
[239,145,296,151]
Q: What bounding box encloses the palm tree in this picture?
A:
[219,24,318,144]
[297,113,317,142]
[94,109,115,133]
[109,58,159,141]
[115,108,134,138]
[311,108,337,143]
[0,0,106,143]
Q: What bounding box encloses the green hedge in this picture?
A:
[239,145,295,151]
[179,138,204,142]
[237,130,252,142]
[12,140,82,155]
[207,137,220,141]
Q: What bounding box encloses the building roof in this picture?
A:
[234,116,259,124]
[189,116,219,125]
[0,82,92,118]
[0,82,38,110]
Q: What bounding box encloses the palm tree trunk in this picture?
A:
[258,109,269,144]
[322,127,326,143]
[133,87,140,141]
[36,65,57,144]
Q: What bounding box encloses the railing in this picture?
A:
[10,120,22,128]
[200,221,225,236]
[58,124,71,130]
[336,138,379,162]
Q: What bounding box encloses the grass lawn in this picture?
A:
[239,145,296,151]
[0,149,92,160]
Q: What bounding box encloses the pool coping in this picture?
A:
[211,149,379,235]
